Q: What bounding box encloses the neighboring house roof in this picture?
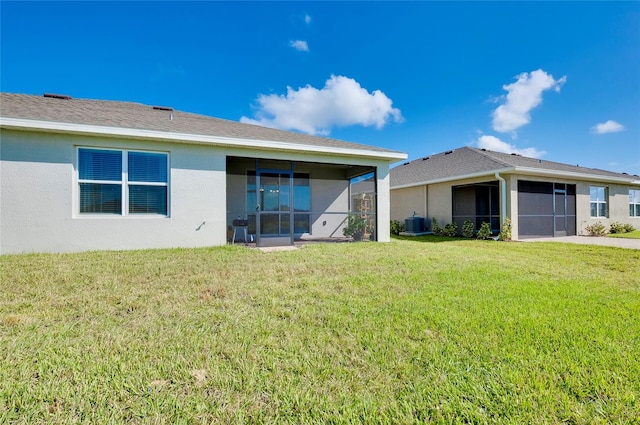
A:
[0,93,406,161]
[391,146,640,188]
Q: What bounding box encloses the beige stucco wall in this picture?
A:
[1,129,395,253]
[391,172,639,239]
[576,181,638,235]
[1,129,228,253]
[390,186,426,222]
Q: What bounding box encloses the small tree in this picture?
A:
[343,213,367,241]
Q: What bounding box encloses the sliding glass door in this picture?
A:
[256,170,293,247]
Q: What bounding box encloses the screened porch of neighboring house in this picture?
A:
[451,181,501,234]
[226,157,377,247]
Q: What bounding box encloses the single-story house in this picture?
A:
[390,146,640,239]
[0,93,407,253]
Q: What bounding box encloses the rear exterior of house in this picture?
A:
[391,147,640,239]
[0,93,406,254]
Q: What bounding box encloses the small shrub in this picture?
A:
[432,218,442,236]
[610,222,635,234]
[461,220,475,238]
[442,222,458,237]
[498,217,512,241]
[585,221,606,237]
[477,222,493,240]
[390,220,405,235]
[610,222,626,234]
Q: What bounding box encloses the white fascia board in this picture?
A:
[391,168,514,190]
[513,167,639,185]
[0,117,408,162]
[391,166,639,190]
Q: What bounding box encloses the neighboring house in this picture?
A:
[390,147,640,239]
[0,93,406,253]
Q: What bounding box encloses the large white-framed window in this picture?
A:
[630,189,640,217]
[590,186,608,218]
[78,147,169,216]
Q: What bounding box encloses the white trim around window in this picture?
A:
[630,189,640,217]
[589,185,608,218]
[77,147,170,217]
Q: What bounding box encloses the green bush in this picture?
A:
[477,222,493,240]
[498,217,512,241]
[442,222,458,237]
[585,221,606,237]
[390,220,405,235]
[610,222,626,234]
[610,222,635,234]
[432,218,442,236]
[461,220,475,238]
[343,213,367,240]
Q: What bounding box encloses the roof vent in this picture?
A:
[623,172,628,175]
[152,106,174,111]
[43,93,71,100]
[402,162,410,166]
[444,150,454,155]
[481,148,487,151]
[422,156,430,161]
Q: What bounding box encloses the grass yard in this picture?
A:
[608,230,640,239]
[1,237,639,424]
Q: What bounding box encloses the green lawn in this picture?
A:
[608,229,640,239]
[1,238,639,424]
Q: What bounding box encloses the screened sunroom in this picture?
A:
[226,157,377,247]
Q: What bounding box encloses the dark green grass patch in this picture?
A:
[1,240,639,423]
[608,230,640,239]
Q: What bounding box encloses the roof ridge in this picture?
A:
[466,146,514,168]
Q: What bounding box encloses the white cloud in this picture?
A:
[289,40,309,52]
[492,69,566,133]
[477,135,546,158]
[240,75,403,135]
[592,120,624,134]
[304,14,311,24]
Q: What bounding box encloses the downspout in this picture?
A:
[495,172,507,226]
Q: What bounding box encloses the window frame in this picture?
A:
[589,185,608,218]
[77,147,170,217]
[630,189,640,218]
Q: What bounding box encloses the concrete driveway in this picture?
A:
[521,235,639,249]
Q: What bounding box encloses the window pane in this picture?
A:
[598,203,607,217]
[80,183,122,213]
[294,174,310,213]
[294,213,310,233]
[591,203,597,217]
[129,185,167,214]
[79,149,122,181]
[630,190,640,204]
[128,152,168,183]
[636,204,640,217]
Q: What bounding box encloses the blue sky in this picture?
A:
[2,1,639,174]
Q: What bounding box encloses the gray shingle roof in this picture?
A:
[0,93,404,156]
[391,146,639,187]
